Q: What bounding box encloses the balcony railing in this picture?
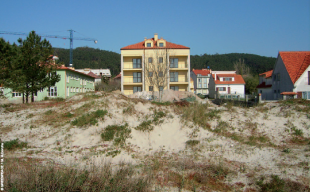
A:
[169,63,188,69]
[170,77,188,83]
[123,79,142,83]
[123,64,142,69]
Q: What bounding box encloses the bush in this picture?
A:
[71,110,108,127]
[186,140,200,147]
[3,139,27,150]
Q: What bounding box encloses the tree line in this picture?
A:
[0,31,60,103]
[54,47,276,77]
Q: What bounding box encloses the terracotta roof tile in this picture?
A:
[256,82,272,88]
[212,74,245,85]
[259,70,273,78]
[192,69,211,76]
[57,66,96,79]
[281,92,297,95]
[121,38,189,50]
[279,51,310,84]
[87,71,101,79]
[113,73,121,79]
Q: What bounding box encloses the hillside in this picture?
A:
[1,92,309,191]
[53,47,276,76]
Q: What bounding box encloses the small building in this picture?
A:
[256,70,273,100]
[190,69,212,95]
[2,65,95,103]
[75,68,111,83]
[209,71,245,98]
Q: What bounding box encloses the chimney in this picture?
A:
[154,33,158,41]
[144,37,147,41]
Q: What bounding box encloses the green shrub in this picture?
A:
[101,123,131,147]
[135,120,154,132]
[151,101,171,106]
[186,140,200,147]
[3,139,27,150]
[214,121,229,133]
[65,112,74,118]
[71,110,108,127]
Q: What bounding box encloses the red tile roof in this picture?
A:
[281,92,297,95]
[113,73,121,79]
[57,65,96,79]
[212,74,245,85]
[259,70,273,78]
[256,82,272,88]
[279,51,310,84]
[87,71,101,79]
[121,38,189,50]
[192,69,211,76]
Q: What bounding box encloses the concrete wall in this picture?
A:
[294,65,310,92]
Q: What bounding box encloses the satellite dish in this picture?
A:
[94,40,98,44]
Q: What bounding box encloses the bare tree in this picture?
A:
[144,49,170,101]
[234,58,250,76]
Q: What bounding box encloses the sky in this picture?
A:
[0,0,309,58]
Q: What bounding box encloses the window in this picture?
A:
[149,86,153,91]
[133,72,142,83]
[197,74,201,77]
[67,75,69,83]
[198,83,202,88]
[278,90,280,93]
[170,86,179,91]
[308,71,310,85]
[169,58,178,68]
[48,87,57,97]
[159,86,163,91]
[159,57,163,63]
[277,73,280,81]
[12,92,22,97]
[148,72,153,77]
[170,72,178,82]
[80,79,82,85]
[33,92,37,97]
[133,59,142,68]
[223,77,232,81]
[198,79,201,82]
[148,57,152,63]
[218,87,226,91]
[159,71,163,77]
[159,43,164,47]
[147,43,151,47]
[133,86,142,93]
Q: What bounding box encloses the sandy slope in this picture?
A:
[1,92,310,190]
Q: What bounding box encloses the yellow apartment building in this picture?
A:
[120,33,190,95]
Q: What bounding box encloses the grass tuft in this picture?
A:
[3,139,27,150]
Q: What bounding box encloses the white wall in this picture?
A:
[215,84,245,97]
[294,65,310,92]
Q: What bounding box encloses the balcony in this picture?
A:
[169,77,189,85]
[123,64,142,71]
[123,78,143,85]
[169,63,188,71]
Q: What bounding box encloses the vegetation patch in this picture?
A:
[181,102,220,130]
[71,109,108,127]
[101,123,131,147]
[135,110,166,132]
[151,101,171,106]
[3,139,27,150]
[256,174,309,192]
[214,121,229,133]
[4,157,150,191]
[186,140,200,147]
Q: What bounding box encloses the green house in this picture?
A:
[1,66,95,103]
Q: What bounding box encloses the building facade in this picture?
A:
[2,65,95,102]
[120,33,190,95]
[209,71,245,98]
[75,68,111,83]
[190,69,211,95]
[256,70,273,100]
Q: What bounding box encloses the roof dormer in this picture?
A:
[157,38,166,47]
[144,38,153,48]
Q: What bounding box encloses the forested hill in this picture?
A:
[191,53,276,75]
[53,47,276,76]
[53,47,121,76]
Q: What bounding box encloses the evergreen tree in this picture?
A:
[17,31,60,103]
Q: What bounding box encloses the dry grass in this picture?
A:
[4,157,151,192]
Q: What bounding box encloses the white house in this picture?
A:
[75,68,111,83]
[268,51,310,100]
[256,70,273,100]
[209,71,245,98]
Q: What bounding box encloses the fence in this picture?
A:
[213,94,259,107]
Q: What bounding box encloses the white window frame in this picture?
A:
[48,86,57,97]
